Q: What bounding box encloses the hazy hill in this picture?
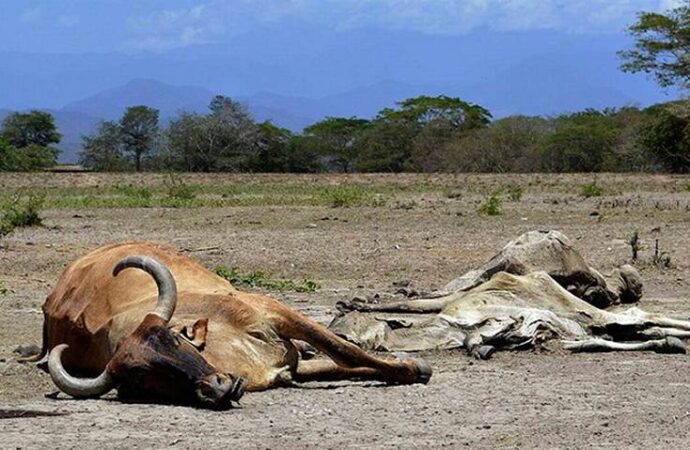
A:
[0,26,675,162]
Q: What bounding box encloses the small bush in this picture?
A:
[580,181,603,198]
[164,173,196,201]
[0,280,6,296]
[323,186,385,208]
[651,239,672,268]
[0,194,44,238]
[216,266,320,292]
[479,191,502,216]
[506,185,523,202]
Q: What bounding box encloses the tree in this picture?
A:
[1,110,61,148]
[79,121,130,171]
[167,97,258,172]
[539,110,618,172]
[638,101,690,172]
[380,95,492,130]
[356,119,416,172]
[374,95,493,171]
[303,117,369,172]
[247,122,293,172]
[0,139,59,171]
[442,116,551,172]
[0,111,61,171]
[120,106,159,171]
[619,4,690,89]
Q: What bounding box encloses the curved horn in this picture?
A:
[113,255,178,322]
[48,344,114,398]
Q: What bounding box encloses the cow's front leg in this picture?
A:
[337,295,454,314]
[274,306,432,385]
[293,360,387,383]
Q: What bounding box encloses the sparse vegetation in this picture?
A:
[163,173,196,203]
[628,229,640,261]
[114,184,153,201]
[0,193,44,238]
[651,239,672,268]
[506,185,523,202]
[479,190,503,216]
[580,181,603,198]
[215,266,320,292]
[0,280,6,296]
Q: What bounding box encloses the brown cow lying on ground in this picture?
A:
[332,230,690,358]
[25,242,431,409]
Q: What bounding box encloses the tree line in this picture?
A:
[4,96,690,174]
[71,95,690,173]
[3,3,690,174]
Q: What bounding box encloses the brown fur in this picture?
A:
[37,242,431,392]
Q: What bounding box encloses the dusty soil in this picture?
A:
[2,173,690,449]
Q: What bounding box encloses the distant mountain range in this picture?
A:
[0,27,675,162]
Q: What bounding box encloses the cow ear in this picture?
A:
[171,318,209,350]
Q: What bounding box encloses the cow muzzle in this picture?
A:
[196,373,246,408]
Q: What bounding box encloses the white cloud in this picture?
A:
[125,0,680,50]
[127,5,210,51]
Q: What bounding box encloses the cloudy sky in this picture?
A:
[0,0,683,53]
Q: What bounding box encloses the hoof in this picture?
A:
[656,337,687,354]
[411,358,433,384]
[14,344,41,358]
[472,345,495,360]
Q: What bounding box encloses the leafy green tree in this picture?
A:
[356,119,416,172]
[278,135,323,173]
[539,110,618,172]
[0,139,59,171]
[79,121,131,171]
[638,101,690,172]
[303,117,369,172]
[120,105,159,171]
[1,110,61,148]
[619,4,690,89]
[247,122,293,172]
[0,111,60,171]
[379,95,492,130]
[353,96,492,173]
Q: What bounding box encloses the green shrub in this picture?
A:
[215,266,320,292]
[0,194,44,237]
[479,191,502,216]
[0,280,6,296]
[651,239,672,268]
[580,181,603,198]
[164,173,196,201]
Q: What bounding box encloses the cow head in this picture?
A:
[47,256,246,409]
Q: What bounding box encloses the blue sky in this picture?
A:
[0,0,682,53]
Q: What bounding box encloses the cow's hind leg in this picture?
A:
[562,337,686,353]
[274,306,431,385]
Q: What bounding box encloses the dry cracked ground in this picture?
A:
[2,173,690,449]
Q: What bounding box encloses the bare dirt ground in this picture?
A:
[2,173,690,449]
